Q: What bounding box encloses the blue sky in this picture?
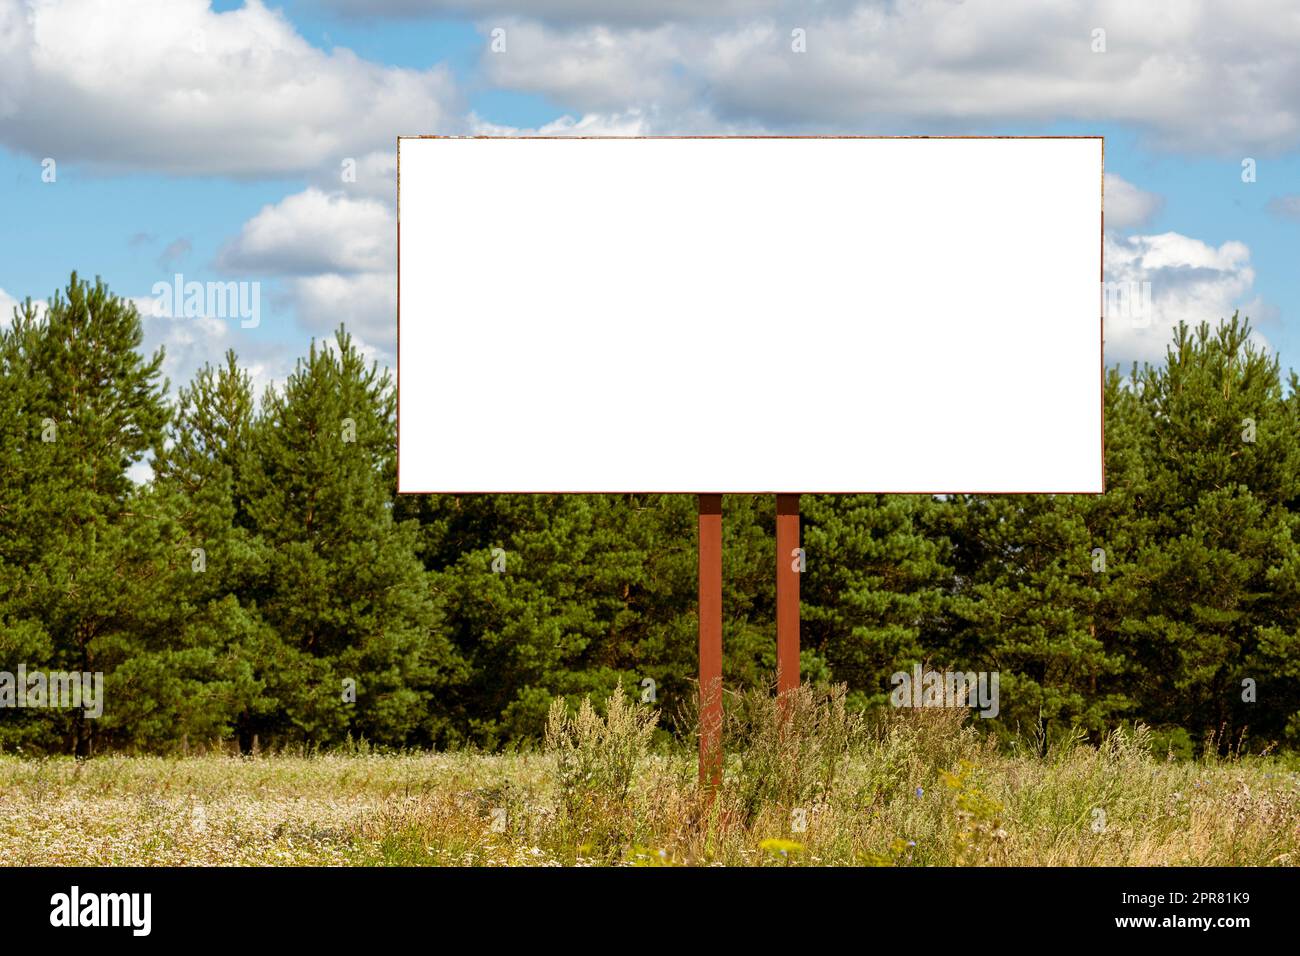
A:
[2,0,1298,397]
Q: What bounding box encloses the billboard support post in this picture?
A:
[698,494,723,787]
[697,493,802,784]
[776,494,800,708]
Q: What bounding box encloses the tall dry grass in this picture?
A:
[2,686,1297,866]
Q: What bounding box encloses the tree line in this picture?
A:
[2,274,1298,756]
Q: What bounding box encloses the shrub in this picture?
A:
[724,682,867,823]
[544,690,658,816]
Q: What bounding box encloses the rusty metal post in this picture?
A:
[698,494,723,787]
[776,494,800,705]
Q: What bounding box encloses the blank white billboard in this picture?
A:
[398,136,1102,494]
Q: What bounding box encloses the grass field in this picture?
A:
[2,690,1298,867]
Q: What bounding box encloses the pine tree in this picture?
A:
[117,351,273,751]
[0,274,171,754]
[238,328,464,747]
[1122,316,1300,750]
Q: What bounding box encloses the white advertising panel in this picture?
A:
[398,136,1103,493]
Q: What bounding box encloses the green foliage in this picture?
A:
[0,275,171,754]
[2,275,1298,756]
[1117,319,1300,750]
[234,328,464,748]
[801,495,951,709]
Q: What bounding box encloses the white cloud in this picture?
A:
[1104,174,1162,231]
[322,0,790,26]
[4,0,1299,178]
[469,108,654,136]
[481,19,695,116]
[472,1,1300,153]
[214,185,397,354]
[1104,231,1267,366]
[0,0,30,117]
[7,0,1287,382]
[0,0,461,175]
[287,271,395,353]
[311,150,398,205]
[218,188,395,275]
[133,298,298,400]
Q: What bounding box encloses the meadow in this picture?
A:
[2,688,1298,867]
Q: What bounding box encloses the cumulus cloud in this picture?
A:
[322,0,790,26]
[1104,232,1267,366]
[480,19,695,117]
[6,0,1288,380]
[214,185,397,354]
[1104,174,1162,231]
[310,150,398,205]
[0,0,30,117]
[468,108,655,136]
[470,1,1300,153]
[0,0,461,175]
[6,0,1300,170]
[287,271,395,352]
[133,298,297,400]
[217,188,395,275]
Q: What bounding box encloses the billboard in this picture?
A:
[398,136,1103,494]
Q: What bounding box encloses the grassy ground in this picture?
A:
[2,690,1298,866]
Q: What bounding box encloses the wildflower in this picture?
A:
[915,787,924,798]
